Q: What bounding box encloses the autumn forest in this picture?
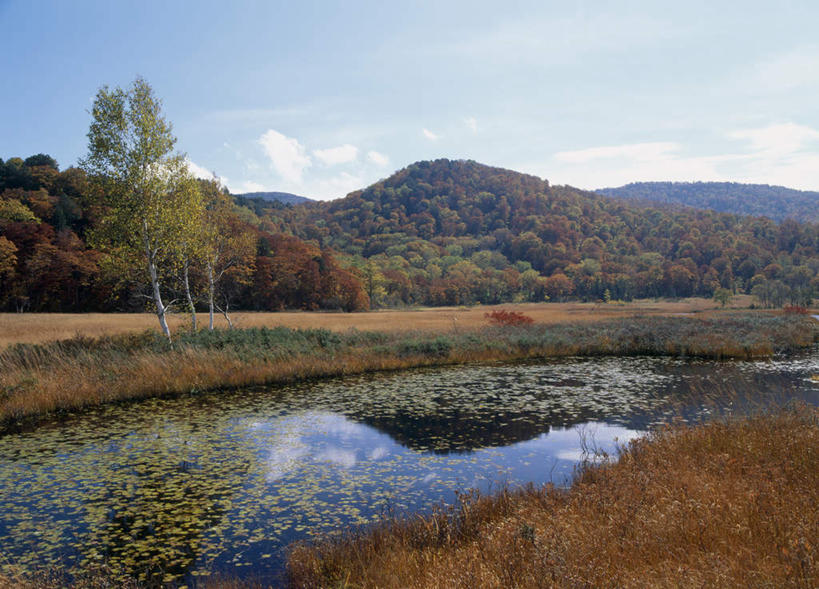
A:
[1,154,818,316]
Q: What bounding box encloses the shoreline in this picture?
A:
[1,312,816,434]
[286,406,819,588]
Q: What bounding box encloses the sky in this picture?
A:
[2,0,819,199]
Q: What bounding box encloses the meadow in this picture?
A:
[0,297,747,348]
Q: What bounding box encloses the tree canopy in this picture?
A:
[81,77,204,339]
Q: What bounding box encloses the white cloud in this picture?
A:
[728,123,819,157]
[315,447,357,469]
[422,128,440,141]
[313,144,359,166]
[266,442,309,482]
[367,150,390,167]
[186,159,218,180]
[368,446,389,461]
[258,129,312,184]
[465,117,478,133]
[312,171,365,200]
[543,123,819,190]
[230,180,266,194]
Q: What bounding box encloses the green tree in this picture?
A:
[81,77,203,340]
[362,259,387,308]
[713,287,732,308]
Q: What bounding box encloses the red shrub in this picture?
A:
[484,309,534,327]
[783,305,809,315]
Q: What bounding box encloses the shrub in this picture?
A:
[783,305,809,315]
[484,309,534,327]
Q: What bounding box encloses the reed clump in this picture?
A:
[286,405,819,588]
[0,313,815,431]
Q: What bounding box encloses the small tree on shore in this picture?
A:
[81,77,203,340]
[713,287,732,308]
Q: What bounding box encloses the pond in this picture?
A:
[1,350,817,586]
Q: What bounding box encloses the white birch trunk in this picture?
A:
[207,262,215,331]
[144,221,172,342]
[183,260,197,331]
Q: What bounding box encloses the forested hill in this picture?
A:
[270,159,819,306]
[596,181,819,223]
[0,155,369,313]
[2,155,818,312]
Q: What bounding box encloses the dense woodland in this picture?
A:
[1,157,818,313]
[0,155,367,313]
[265,160,819,307]
[598,181,819,223]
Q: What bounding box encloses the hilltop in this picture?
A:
[597,181,819,223]
[266,159,819,307]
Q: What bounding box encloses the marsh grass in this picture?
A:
[0,313,815,431]
[286,405,819,588]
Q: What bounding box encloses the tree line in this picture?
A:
[2,81,817,331]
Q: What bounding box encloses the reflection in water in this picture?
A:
[0,349,816,584]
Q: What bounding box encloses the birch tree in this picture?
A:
[81,77,203,340]
[199,179,255,329]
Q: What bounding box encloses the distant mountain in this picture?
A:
[596,182,819,223]
[236,191,313,205]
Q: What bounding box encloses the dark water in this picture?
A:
[0,350,817,585]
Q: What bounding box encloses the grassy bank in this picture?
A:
[0,313,815,432]
[287,406,819,588]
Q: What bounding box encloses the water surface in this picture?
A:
[0,351,817,585]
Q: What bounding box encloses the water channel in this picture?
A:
[1,349,817,585]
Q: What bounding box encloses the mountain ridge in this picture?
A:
[596,181,819,223]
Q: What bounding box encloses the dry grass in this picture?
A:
[287,406,819,588]
[0,313,814,431]
[0,297,755,349]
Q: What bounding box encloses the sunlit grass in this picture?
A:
[286,405,819,588]
[0,297,756,349]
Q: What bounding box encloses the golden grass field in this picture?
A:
[0,296,755,348]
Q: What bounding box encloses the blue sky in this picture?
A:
[2,0,819,199]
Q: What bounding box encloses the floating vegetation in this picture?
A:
[0,351,817,585]
[1,313,816,430]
